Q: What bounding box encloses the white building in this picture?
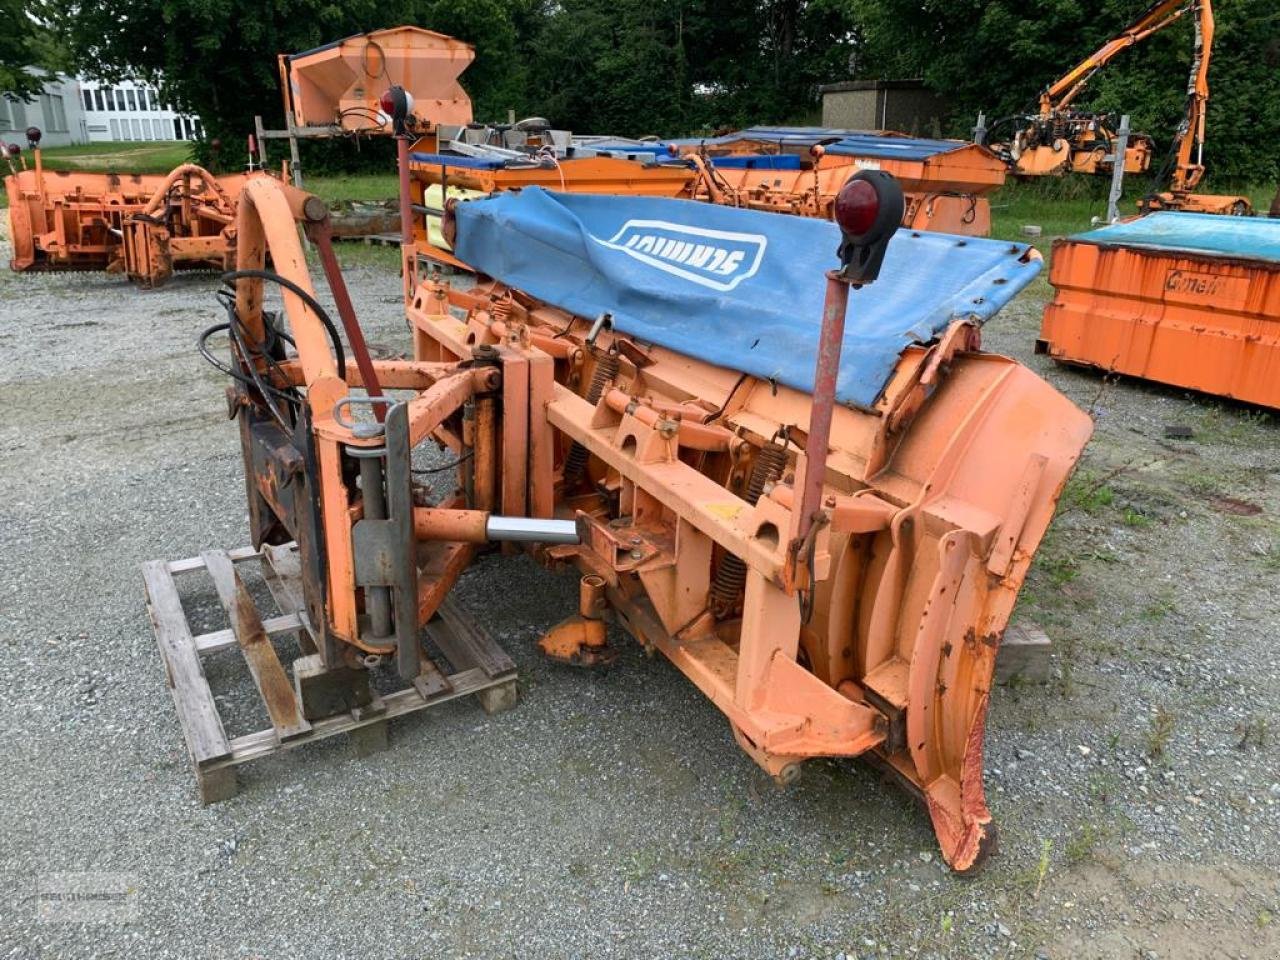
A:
[77,78,202,143]
[0,73,84,147]
[0,72,202,146]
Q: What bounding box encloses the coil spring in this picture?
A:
[709,441,788,618]
[490,295,513,325]
[562,349,621,489]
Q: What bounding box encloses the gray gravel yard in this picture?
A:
[1,233,1277,960]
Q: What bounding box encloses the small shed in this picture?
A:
[819,80,948,136]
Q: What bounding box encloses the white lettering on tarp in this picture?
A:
[592,219,768,291]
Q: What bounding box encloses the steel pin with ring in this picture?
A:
[333,395,397,439]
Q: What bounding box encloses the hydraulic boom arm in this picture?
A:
[1039,0,1198,117]
[1164,0,1212,193]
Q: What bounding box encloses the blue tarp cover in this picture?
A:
[453,188,1040,409]
[710,154,803,170]
[410,151,507,170]
[1071,212,1280,263]
[668,127,969,162]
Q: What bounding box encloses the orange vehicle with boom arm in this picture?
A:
[1137,0,1251,214]
[987,0,1247,213]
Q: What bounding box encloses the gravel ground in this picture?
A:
[1,231,1277,959]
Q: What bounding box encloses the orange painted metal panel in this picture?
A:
[1040,237,1280,409]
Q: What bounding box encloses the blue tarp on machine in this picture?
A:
[668,127,972,163]
[453,187,1041,409]
[1070,212,1280,264]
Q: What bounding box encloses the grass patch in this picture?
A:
[1146,706,1176,760]
[1064,822,1103,865]
[1140,592,1176,621]
[1122,506,1150,528]
[1196,404,1275,444]
[1253,538,1280,572]
[305,173,398,205]
[25,140,193,174]
[990,177,1117,252]
[989,177,1280,263]
[1061,471,1116,515]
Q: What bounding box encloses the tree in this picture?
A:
[1,0,49,100]
[521,0,859,136]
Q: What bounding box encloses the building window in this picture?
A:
[110,118,120,139]
[151,118,164,139]
[82,88,94,111]
[39,94,68,132]
[95,88,105,112]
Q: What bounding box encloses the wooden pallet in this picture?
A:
[331,231,403,247]
[142,543,517,804]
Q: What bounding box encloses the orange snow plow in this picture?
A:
[151,173,1090,870]
[5,151,250,286]
[675,127,1007,236]
[1039,212,1280,408]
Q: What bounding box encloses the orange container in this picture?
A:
[1039,213,1280,409]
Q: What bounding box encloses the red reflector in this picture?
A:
[379,89,396,114]
[833,178,879,235]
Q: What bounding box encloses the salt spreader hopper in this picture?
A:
[279,26,475,134]
[1040,212,1280,408]
[152,172,1090,871]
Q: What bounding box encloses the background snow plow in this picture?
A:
[675,127,1008,236]
[155,173,1090,871]
[5,156,250,286]
[1039,212,1280,409]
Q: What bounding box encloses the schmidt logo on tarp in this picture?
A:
[592,220,767,292]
